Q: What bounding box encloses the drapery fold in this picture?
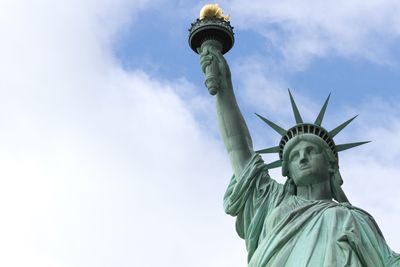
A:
[223,153,400,266]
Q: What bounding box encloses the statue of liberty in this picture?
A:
[191,4,400,267]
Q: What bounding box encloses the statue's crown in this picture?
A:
[256,90,370,169]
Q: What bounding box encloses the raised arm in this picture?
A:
[199,41,254,177]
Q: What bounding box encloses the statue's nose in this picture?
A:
[300,157,308,164]
[299,152,309,163]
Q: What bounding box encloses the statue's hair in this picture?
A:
[281,134,349,203]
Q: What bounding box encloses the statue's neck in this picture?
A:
[296,179,332,201]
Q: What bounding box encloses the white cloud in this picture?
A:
[0,1,247,266]
[222,0,400,69]
[1,1,399,266]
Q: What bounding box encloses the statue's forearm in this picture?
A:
[216,83,254,177]
[197,41,253,176]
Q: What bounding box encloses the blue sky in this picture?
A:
[0,1,400,266]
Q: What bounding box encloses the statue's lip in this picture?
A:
[299,164,310,170]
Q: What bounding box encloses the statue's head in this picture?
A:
[255,90,370,202]
[282,134,337,186]
[281,134,350,202]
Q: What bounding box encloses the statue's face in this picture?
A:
[288,140,330,186]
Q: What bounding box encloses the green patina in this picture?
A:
[190,8,400,267]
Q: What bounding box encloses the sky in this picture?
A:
[0,0,400,266]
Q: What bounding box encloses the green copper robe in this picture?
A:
[224,154,400,267]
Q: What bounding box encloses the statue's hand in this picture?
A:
[198,43,232,95]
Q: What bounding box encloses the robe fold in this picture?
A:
[224,153,400,267]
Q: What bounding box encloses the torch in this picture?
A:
[188,4,234,95]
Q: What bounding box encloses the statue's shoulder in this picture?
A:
[337,202,375,219]
[326,202,383,234]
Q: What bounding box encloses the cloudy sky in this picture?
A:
[1,0,400,266]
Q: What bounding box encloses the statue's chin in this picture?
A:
[294,175,328,187]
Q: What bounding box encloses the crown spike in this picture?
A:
[266,159,282,169]
[256,146,280,154]
[255,113,287,136]
[329,115,358,138]
[288,89,303,124]
[335,141,370,152]
[314,93,331,126]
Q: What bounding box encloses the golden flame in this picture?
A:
[199,4,230,22]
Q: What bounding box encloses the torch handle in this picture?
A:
[199,39,223,95]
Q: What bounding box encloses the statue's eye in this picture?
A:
[306,146,319,155]
[289,151,299,161]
